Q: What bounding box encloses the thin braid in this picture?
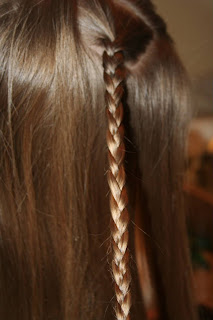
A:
[103,42,131,320]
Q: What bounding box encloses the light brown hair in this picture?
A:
[0,0,197,319]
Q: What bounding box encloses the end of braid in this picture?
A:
[103,41,131,320]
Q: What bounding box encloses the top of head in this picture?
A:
[78,0,170,65]
[0,0,173,74]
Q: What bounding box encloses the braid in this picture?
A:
[103,42,131,320]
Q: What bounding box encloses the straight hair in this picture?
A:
[0,0,197,319]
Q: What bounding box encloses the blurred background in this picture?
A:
[154,0,213,117]
[146,0,213,318]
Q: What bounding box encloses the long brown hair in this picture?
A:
[0,0,197,319]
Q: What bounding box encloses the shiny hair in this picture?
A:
[0,0,197,319]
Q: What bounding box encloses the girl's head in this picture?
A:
[0,1,196,319]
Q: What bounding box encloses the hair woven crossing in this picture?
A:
[103,42,131,320]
